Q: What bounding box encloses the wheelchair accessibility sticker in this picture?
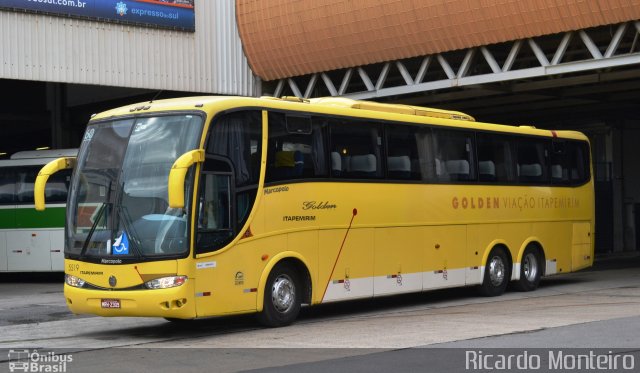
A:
[112,232,130,255]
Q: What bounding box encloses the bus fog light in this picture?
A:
[65,274,85,288]
[144,276,188,289]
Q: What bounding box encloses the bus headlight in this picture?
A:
[144,276,188,289]
[65,274,86,288]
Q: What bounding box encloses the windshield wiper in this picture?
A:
[79,202,108,259]
[115,204,145,259]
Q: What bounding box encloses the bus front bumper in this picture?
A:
[64,282,196,319]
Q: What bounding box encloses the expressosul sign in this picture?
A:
[0,0,195,31]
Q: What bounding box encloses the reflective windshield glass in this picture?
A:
[66,114,203,260]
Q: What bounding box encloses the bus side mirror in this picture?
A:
[35,157,76,211]
[168,149,204,209]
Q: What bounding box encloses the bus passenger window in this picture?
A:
[550,140,590,185]
[432,129,476,182]
[477,133,515,183]
[266,113,327,182]
[516,139,548,184]
[0,168,15,204]
[330,120,382,179]
[386,124,421,180]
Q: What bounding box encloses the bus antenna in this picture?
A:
[150,90,164,103]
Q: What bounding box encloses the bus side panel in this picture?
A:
[531,221,572,275]
[0,231,7,271]
[373,227,423,296]
[286,230,318,300]
[319,228,374,303]
[0,205,14,271]
[50,229,65,271]
[571,221,593,271]
[7,230,51,271]
[423,225,467,290]
[194,237,281,317]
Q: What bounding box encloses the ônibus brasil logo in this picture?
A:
[8,349,73,372]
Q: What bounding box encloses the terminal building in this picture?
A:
[1,0,639,254]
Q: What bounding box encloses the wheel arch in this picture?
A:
[256,252,313,312]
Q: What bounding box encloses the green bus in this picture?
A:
[0,149,76,272]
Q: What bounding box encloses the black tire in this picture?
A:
[257,263,301,327]
[513,246,542,292]
[479,247,511,297]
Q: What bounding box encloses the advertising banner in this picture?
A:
[0,0,195,31]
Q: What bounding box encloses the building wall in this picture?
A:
[0,0,257,96]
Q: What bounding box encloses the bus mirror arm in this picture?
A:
[168,149,205,209]
[34,157,76,211]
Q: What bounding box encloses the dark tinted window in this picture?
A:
[16,167,39,204]
[266,113,328,182]
[46,169,72,203]
[432,129,476,182]
[330,120,383,179]
[386,125,422,180]
[550,140,590,185]
[516,139,548,183]
[477,133,516,183]
[207,111,262,187]
[0,168,15,204]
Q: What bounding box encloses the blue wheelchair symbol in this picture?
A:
[112,232,129,255]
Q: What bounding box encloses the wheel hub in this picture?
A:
[489,256,505,286]
[271,274,295,313]
[523,252,538,282]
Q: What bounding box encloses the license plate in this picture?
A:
[101,299,121,309]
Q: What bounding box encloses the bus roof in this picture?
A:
[90,96,588,141]
[10,149,78,160]
[0,149,78,167]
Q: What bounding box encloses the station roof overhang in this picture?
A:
[236,0,640,82]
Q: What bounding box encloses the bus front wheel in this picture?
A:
[479,247,511,297]
[513,246,542,292]
[257,263,302,327]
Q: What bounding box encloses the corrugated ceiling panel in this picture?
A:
[236,0,640,81]
[0,0,256,96]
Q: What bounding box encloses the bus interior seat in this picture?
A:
[348,154,377,177]
[519,163,542,181]
[551,164,563,180]
[435,158,443,176]
[388,155,411,179]
[331,152,342,176]
[274,150,304,178]
[479,160,496,181]
[445,159,470,179]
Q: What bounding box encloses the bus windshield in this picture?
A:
[65,114,203,260]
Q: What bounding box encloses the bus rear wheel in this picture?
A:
[257,263,301,327]
[479,247,511,297]
[513,247,542,292]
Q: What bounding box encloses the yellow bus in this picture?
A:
[35,96,594,327]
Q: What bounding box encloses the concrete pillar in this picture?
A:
[46,82,70,148]
[611,125,624,252]
[621,120,640,251]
